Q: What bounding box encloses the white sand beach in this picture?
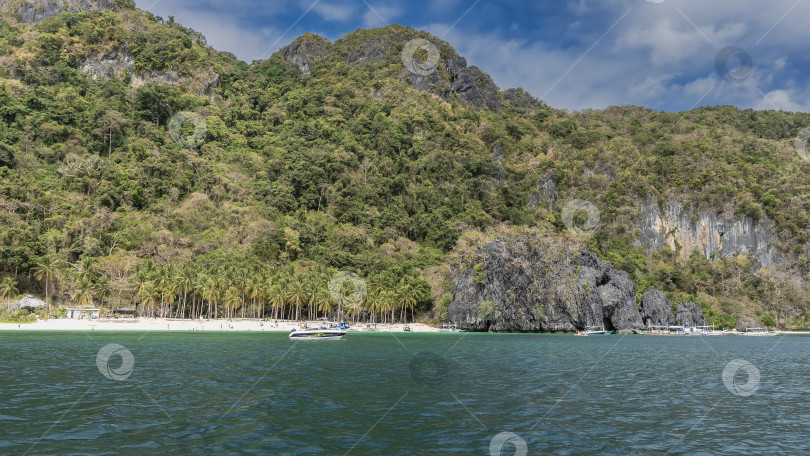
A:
[0,318,441,333]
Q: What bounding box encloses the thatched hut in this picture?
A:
[10,295,47,312]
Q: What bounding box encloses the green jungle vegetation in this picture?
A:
[2,2,810,328]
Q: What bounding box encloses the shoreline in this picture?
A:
[0,318,441,333]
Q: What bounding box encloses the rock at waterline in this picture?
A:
[447,236,645,332]
[640,287,673,327]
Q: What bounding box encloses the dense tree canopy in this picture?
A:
[1,7,810,327]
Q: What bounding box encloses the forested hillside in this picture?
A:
[2,1,810,328]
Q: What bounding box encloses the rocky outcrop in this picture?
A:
[529,172,556,210]
[448,236,645,332]
[280,26,504,110]
[449,65,501,110]
[281,33,331,77]
[674,302,707,327]
[503,88,542,109]
[0,0,118,23]
[637,198,779,268]
[79,45,219,96]
[640,287,673,326]
[492,143,505,187]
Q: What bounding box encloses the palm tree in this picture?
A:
[34,255,61,317]
[95,276,111,310]
[71,278,95,308]
[401,283,420,323]
[154,265,176,318]
[1,277,18,310]
[225,287,241,318]
[74,257,96,282]
[175,264,196,319]
[287,274,308,322]
[139,284,158,317]
[247,274,263,320]
[267,280,286,321]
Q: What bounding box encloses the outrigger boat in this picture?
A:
[744,327,780,336]
[696,325,726,336]
[439,324,467,333]
[289,322,346,339]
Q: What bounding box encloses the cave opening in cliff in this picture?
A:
[603,318,615,332]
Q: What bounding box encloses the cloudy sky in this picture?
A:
[133,0,810,112]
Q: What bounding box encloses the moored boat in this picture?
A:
[696,325,726,336]
[744,327,780,336]
[576,326,614,336]
[289,324,346,339]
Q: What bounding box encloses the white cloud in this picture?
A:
[310,1,355,22]
[362,4,401,28]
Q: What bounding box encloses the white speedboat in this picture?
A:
[289,326,346,339]
[576,326,614,336]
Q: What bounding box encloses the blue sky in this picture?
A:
[134,0,810,113]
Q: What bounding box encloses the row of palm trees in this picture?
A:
[129,261,428,323]
[23,254,431,323]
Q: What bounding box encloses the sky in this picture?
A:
[133,0,810,113]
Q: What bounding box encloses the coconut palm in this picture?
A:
[139,284,158,317]
[74,257,96,282]
[287,274,308,321]
[34,255,61,310]
[267,280,286,321]
[175,264,196,318]
[0,277,18,310]
[71,278,95,308]
[225,287,241,318]
[95,276,111,309]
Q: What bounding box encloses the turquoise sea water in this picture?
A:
[1,331,808,455]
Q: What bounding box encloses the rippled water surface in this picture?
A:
[1,331,808,455]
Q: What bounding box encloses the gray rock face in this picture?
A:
[346,37,392,66]
[492,143,505,187]
[637,197,779,268]
[449,65,501,111]
[448,236,645,332]
[282,33,331,77]
[503,88,542,109]
[674,302,707,327]
[640,287,673,326]
[529,172,555,210]
[0,0,116,23]
[279,27,504,110]
[79,45,219,95]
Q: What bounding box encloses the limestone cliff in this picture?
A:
[447,236,646,332]
[279,26,509,111]
[78,45,219,96]
[0,0,121,23]
[636,198,778,268]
